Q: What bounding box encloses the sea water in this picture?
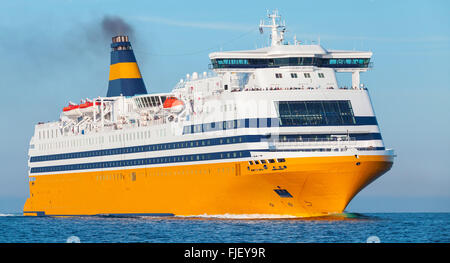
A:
[0,213,448,243]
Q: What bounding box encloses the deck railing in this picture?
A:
[268,137,357,149]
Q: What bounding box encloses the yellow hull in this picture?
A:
[23,154,393,217]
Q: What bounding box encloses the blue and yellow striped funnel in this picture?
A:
[107,36,148,97]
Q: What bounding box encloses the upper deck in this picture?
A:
[209,45,372,70]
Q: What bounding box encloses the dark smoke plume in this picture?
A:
[0,14,144,95]
[101,15,135,39]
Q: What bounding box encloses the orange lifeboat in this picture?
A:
[62,104,81,117]
[163,97,184,113]
[63,104,79,112]
[79,101,101,114]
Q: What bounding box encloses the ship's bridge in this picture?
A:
[208,10,373,90]
[209,45,372,70]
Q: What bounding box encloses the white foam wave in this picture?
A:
[0,213,16,217]
[176,213,300,219]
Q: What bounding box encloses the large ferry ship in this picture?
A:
[24,11,394,217]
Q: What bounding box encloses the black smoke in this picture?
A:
[101,15,135,39]
[0,14,145,98]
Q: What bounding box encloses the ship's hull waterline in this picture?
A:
[24,154,393,217]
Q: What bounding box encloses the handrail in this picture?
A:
[271,137,356,143]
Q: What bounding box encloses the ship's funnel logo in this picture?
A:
[107,35,147,97]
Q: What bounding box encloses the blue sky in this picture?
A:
[0,0,449,213]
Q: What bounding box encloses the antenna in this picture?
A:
[259,9,286,46]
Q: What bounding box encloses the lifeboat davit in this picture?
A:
[62,104,81,117]
[79,101,101,114]
[163,97,185,113]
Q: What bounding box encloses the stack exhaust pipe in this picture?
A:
[106,35,147,97]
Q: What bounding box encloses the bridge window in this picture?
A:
[211,57,370,69]
[321,58,370,68]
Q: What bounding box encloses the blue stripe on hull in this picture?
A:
[30,134,382,163]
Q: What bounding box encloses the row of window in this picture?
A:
[183,116,378,135]
[216,59,249,65]
[275,72,325,79]
[278,72,323,79]
[30,150,250,174]
[211,57,371,69]
[39,135,108,151]
[325,58,370,66]
[38,128,60,140]
[267,147,385,152]
[37,128,165,152]
[31,135,259,163]
[277,133,382,141]
[183,118,279,134]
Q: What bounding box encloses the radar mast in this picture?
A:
[259,9,286,46]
